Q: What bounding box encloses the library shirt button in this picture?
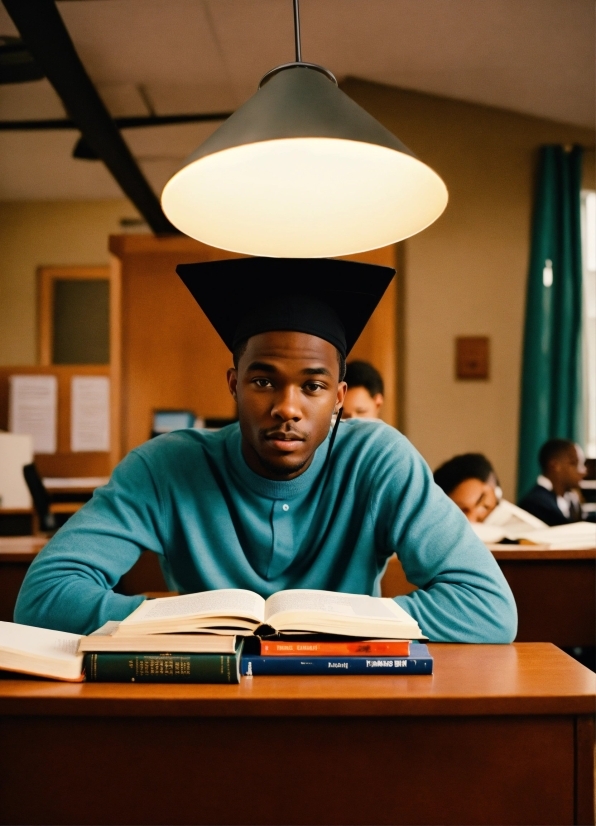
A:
[282,504,290,511]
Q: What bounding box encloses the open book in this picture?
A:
[0,621,84,681]
[114,588,423,640]
[475,519,596,548]
[472,499,546,543]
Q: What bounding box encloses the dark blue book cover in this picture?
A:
[241,643,433,676]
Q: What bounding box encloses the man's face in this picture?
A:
[227,331,346,480]
[549,445,586,491]
[342,386,383,419]
[448,478,499,523]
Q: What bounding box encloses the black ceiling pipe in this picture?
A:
[2,0,177,234]
[0,112,234,131]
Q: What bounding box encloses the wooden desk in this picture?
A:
[42,476,110,495]
[490,546,595,647]
[0,539,167,621]
[0,643,593,825]
[0,507,34,536]
[382,549,596,648]
[0,536,48,622]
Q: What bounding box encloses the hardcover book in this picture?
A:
[259,639,411,656]
[84,646,242,684]
[242,643,433,676]
[114,588,423,640]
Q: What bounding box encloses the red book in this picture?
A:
[259,640,411,657]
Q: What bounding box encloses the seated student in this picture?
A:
[518,439,595,526]
[434,453,545,540]
[342,361,384,419]
[15,258,516,643]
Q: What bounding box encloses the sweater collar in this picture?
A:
[225,423,329,499]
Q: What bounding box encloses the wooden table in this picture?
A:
[0,506,34,536]
[0,643,593,825]
[489,546,596,647]
[0,538,168,620]
[382,549,596,648]
[42,476,110,495]
[0,536,48,622]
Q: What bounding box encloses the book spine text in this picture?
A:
[84,652,240,683]
[241,655,433,676]
[260,641,411,656]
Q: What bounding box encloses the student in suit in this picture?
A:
[518,439,594,526]
[342,360,384,419]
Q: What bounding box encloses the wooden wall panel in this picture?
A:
[344,246,398,426]
[110,236,399,458]
[0,364,115,476]
[110,236,243,456]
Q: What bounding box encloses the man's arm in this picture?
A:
[373,435,517,643]
[14,450,166,635]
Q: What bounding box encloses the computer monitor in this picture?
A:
[151,410,196,437]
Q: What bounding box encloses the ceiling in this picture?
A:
[0,0,594,202]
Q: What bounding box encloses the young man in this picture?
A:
[15,258,516,642]
[342,361,384,419]
[518,439,594,526]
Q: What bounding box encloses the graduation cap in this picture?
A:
[176,257,395,358]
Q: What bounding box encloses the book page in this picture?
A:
[0,621,81,661]
[120,589,266,626]
[265,589,412,624]
[518,521,596,548]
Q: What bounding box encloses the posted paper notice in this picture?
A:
[71,376,110,452]
[9,375,58,454]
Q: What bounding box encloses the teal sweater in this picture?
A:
[15,421,517,641]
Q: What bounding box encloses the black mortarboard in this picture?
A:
[176,258,395,357]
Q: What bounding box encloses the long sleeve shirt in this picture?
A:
[15,420,517,641]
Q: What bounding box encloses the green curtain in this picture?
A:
[517,145,584,499]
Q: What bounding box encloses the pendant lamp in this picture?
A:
[161,0,448,258]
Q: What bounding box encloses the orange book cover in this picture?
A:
[259,640,411,657]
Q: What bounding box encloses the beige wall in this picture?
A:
[344,80,595,499]
[0,200,138,364]
[0,86,594,498]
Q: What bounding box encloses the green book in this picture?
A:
[84,647,242,684]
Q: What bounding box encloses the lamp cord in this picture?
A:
[258,0,337,87]
[293,0,302,63]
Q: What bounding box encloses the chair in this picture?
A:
[22,463,83,534]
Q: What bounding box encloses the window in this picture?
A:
[581,190,596,457]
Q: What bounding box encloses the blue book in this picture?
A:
[241,643,433,676]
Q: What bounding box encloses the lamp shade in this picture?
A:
[161,66,448,257]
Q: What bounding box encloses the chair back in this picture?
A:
[23,463,55,532]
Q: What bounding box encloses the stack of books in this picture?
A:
[242,638,432,676]
[0,588,432,682]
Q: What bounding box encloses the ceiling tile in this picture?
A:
[0,80,66,121]
[97,83,149,117]
[121,120,222,159]
[0,131,122,199]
